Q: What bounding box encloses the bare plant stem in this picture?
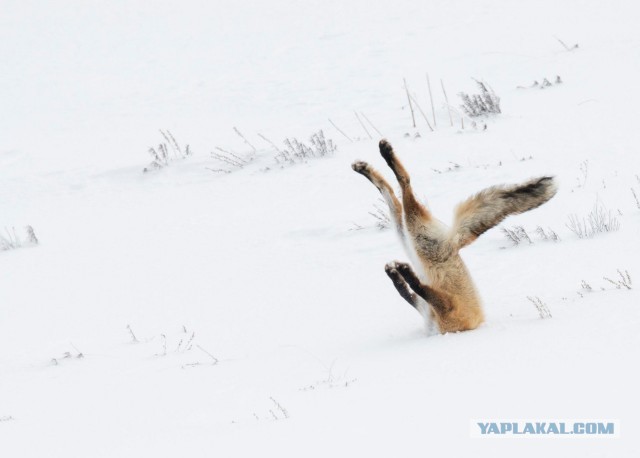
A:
[196,345,219,365]
[555,36,571,51]
[212,148,247,168]
[360,112,383,137]
[160,129,181,156]
[328,118,353,142]
[441,79,453,127]
[233,127,257,152]
[354,111,372,139]
[270,397,289,419]
[160,334,167,356]
[554,36,578,51]
[632,188,640,209]
[258,133,282,153]
[126,325,139,343]
[527,296,552,319]
[404,78,416,128]
[426,73,436,128]
[409,93,434,132]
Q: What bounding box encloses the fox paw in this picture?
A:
[351,161,371,175]
[394,261,410,271]
[384,262,400,279]
[394,262,414,276]
[378,139,395,162]
[385,261,409,278]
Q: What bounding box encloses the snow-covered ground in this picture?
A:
[2,0,640,456]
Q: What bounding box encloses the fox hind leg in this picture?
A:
[352,161,404,238]
[378,140,453,262]
[379,139,410,186]
[378,140,431,226]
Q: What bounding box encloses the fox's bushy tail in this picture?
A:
[451,176,557,249]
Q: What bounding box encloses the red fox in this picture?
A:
[352,140,557,333]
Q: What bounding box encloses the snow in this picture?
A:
[2,0,640,456]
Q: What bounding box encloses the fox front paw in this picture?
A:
[384,262,400,280]
[394,261,414,276]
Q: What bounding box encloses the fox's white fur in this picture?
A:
[352,140,557,334]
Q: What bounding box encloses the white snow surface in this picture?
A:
[2,0,640,456]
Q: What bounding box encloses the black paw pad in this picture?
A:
[396,262,411,273]
[384,263,398,276]
[351,161,370,174]
[379,139,394,161]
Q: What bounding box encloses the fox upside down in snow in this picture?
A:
[352,140,557,334]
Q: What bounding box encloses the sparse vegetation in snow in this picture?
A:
[527,296,552,319]
[501,225,559,246]
[603,269,632,290]
[0,225,38,251]
[459,80,501,117]
[566,201,621,238]
[369,200,391,230]
[209,129,336,173]
[632,175,640,209]
[209,146,255,173]
[276,130,336,166]
[143,130,192,173]
[577,270,632,297]
[517,75,563,89]
[555,36,579,52]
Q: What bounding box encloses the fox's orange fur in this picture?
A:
[352,140,557,334]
